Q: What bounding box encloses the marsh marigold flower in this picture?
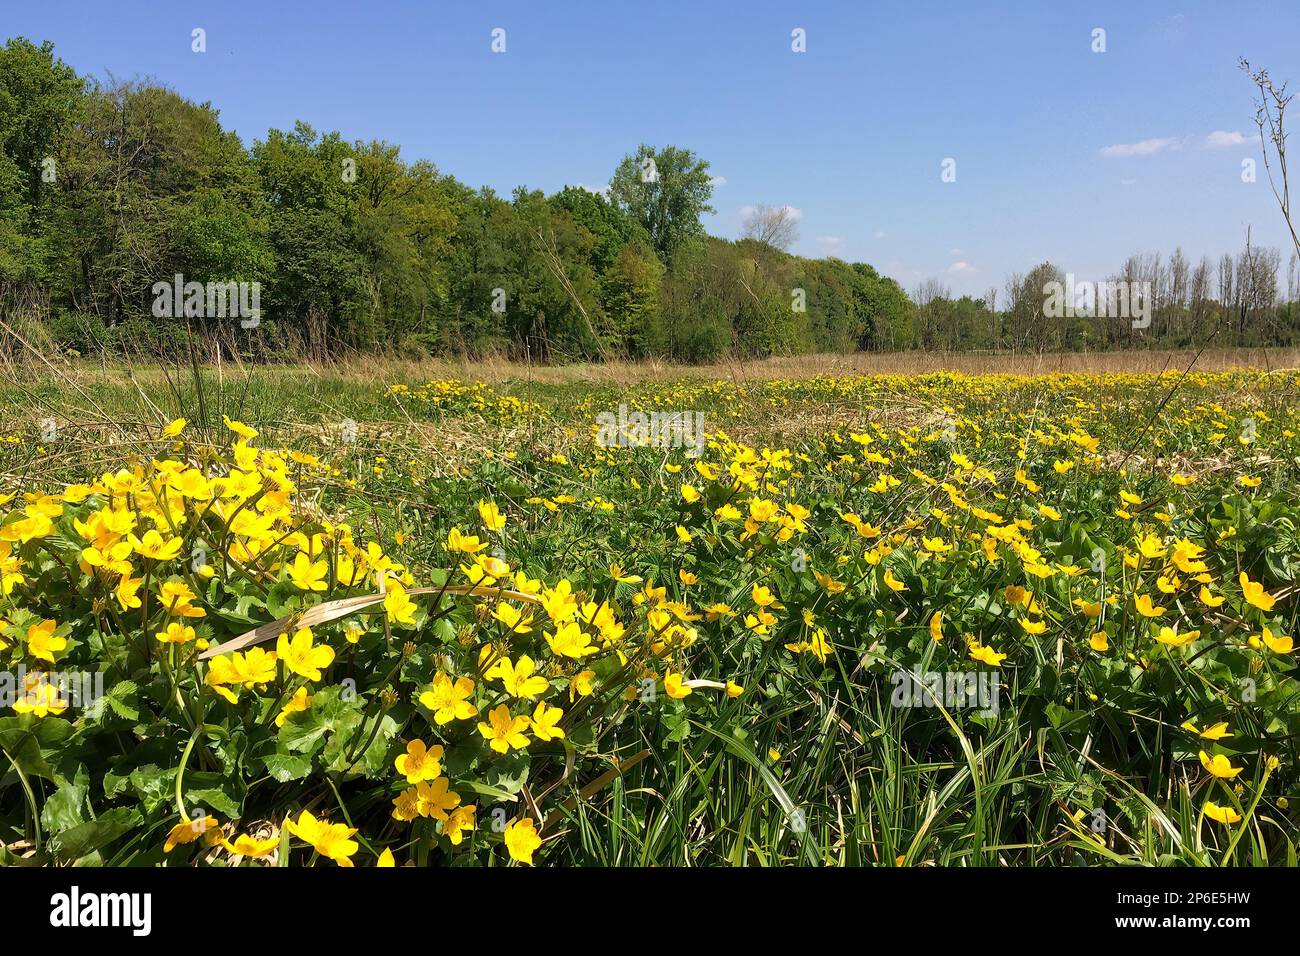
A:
[395,739,444,784]
[420,672,478,724]
[285,810,358,867]
[1239,572,1276,611]
[504,818,542,865]
[1199,751,1243,779]
[478,704,531,753]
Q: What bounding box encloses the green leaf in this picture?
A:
[49,808,141,862]
[483,751,531,796]
[263,751,313,782]
[41,764,90,833]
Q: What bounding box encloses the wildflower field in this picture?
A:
[1,361,1297,867]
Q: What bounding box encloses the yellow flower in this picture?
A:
[155,622,195,645]
[489,603,531,636]
[275,627,335,681]
[1134,594,1165,618]
[1089,632,1109,652]
[1198,750,1243,779]
[545,621,598,659]
[1202,801,1241,825]
[445,526,486,555]
[814,570,846,594]
[503,817,542,865]
[204,647,278,702]
[115,575,144,610]
[129,529,183,561]
[170,468,212,500]
[414,777,461,820]
[383,580,418,625]
[164,815,221,853]
[663,671,692,699]
[477,500,506,532]
[288,551,328,591]
[1136,533,1167,560]
[1074,598,1102,618]
[376,848,396,867]
[680,484,700,503]
[922,536,951,554]
[227,834,279,858]
[477,704,531,753]
[275,686,313,727]
[968,641,1007,667]
[1198,586,1224,608]
[1019,618,1047,635]
[1239,572,1276,611]
[1155,626,1199,647]
[25,619,66,663]
[444,805,477,846]
[929,611,943,642]
[285,809,358,866]
[162,417,187,437]
[883,568,907,592]
[391,787,420,822]
[801,627,834,663]
[223,415,258,440]
[569,670,596,701]
[528,701,566,742]
[486,654,550,699]
[159,579,205,617]
[12,674,69,717]
[1260,627,1294,654]
[540,579,578,623]
[1183,720,1233,741]
[395,739,444,784]
[419,673,478,724]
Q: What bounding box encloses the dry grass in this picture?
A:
[242,346,1300,385]
[10,346,1300,393]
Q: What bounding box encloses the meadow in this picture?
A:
[0,349,1297,867]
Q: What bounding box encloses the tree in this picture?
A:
[49,79,271,330]
[608,144,714,263]
[0,37,81,284]
[1242,60,1299,261]
[741,203,799,251]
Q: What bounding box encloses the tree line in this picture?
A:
[915,242,1300,353]
[1,37,1297,362]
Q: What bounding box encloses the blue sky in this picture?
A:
[4,0,1297,296]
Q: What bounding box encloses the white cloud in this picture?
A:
[949,248,963,256]
[816,236,844,253]
[873,230,886,239]
[946,261,976,275]
[577,181,610,197]
[1206,130,1247,147]
[1100,137,1180,158]
[708,175,728,187]
[1120,177,1138,186]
